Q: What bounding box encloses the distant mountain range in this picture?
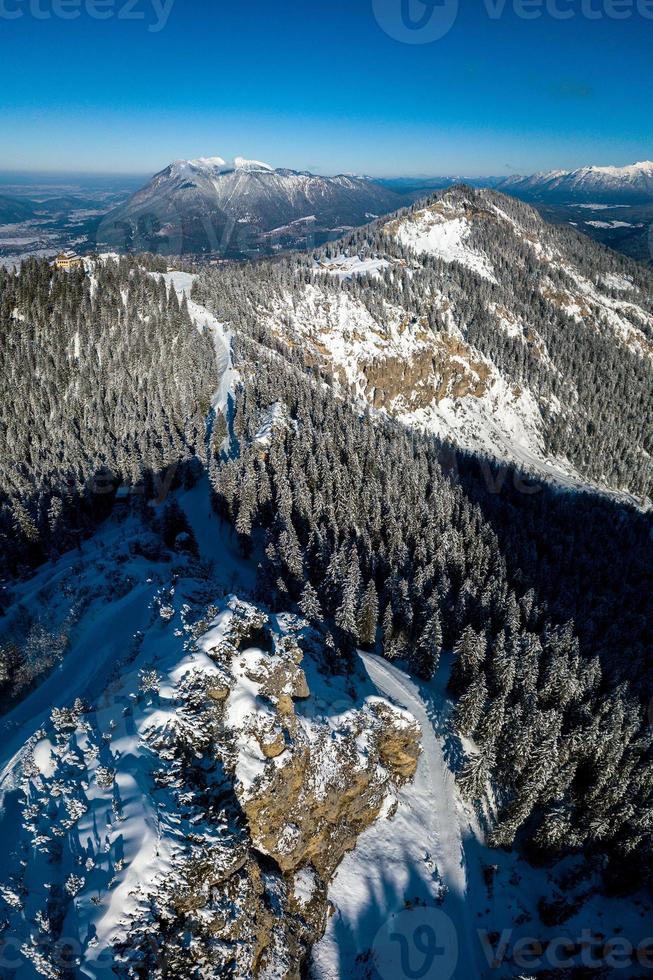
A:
[2,158,651,265]
[497,161,653,203]
[93,156,653,262]
[96,156,403,257]
[380,161,653,204]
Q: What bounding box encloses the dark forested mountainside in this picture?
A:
[196,267,653,892]
[0,257,215,576]
[0,238,651,904]
[195,186,653,499]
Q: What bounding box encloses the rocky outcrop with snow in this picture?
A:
[240,186,652,500]
[0,557,420,979]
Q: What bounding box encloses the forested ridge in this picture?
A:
[0,256,215,575]
[195,185,653,498]
[197,261,653,892]
[0,208,651,904]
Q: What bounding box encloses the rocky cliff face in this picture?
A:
[198,599,421,977]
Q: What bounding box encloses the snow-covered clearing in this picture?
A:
[391,208,497,284]
[314,254,392,281]
[585,220,643,230]
[577,203,631,210]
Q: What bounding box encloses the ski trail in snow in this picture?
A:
[161,271,236,414]
[312,653,484,980]
[361,654,466,898]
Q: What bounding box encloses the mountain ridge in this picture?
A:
[96,156,403,257]
[195,183,653,503]
[498,159,653,202]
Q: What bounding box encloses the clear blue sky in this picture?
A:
[1,0,651,176]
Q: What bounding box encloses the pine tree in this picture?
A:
[449,626,486,696]
[298,582,322,624]
[382,604,395,659]
[457,748,494,801]
[335,576,360,649]
[412,610,442,680]
[453,672,488,737]
[357,580,379,649]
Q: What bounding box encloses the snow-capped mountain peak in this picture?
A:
[99,155,403,256]
[188,155,227,169]
[166,156,275,177]
[587,160,653,175]
[232,155,274,172]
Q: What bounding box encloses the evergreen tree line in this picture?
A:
[0,257,216,575]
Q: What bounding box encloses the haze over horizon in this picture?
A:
[2,155,653,182]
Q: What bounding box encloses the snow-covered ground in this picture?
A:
[315,254,392,281]
[312,653,653,979]
[585,220,643,230]
[312,653,484,980]
[390,206,498,284]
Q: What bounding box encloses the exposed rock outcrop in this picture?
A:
[197,598,422,977]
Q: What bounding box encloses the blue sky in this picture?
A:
[1,0,652,176]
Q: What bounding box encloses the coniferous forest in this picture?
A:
[0,228,651,974]
[197,271,653,894]
[0,256,215,576]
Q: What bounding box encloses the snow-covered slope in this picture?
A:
[97,156,403,256]
[244,187,652,501]
[312,652,483,980]
[0,496,422,979]
[0,275,423,978]
[312,653,653,979]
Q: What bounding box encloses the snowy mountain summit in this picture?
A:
[97,154,402,256]
[169,155,275,174]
